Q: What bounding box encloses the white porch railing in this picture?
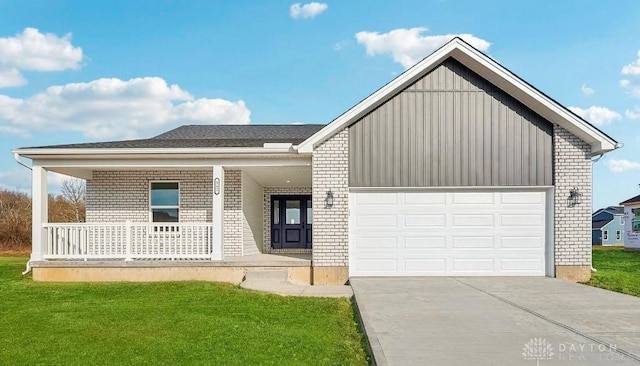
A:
[43,222,215,261]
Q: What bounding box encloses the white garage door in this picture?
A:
[349,190,548,276]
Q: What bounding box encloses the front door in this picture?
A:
[271,195,312,249]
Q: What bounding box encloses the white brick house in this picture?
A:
[14,38,617,284]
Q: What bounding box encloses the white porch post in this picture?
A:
[212,165,224,260]
[31,164,48,261]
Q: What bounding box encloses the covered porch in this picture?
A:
[21,146,314,271]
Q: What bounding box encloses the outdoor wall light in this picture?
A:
[567,187,582,207]
[325,190,334,208]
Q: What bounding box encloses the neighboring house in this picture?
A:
[591,206,624,246]
[620,195,640,251]
[13,38,618,284]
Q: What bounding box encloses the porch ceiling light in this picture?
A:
[567,187,582,207]
[325,190,334,208]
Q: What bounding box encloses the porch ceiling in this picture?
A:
[241,166,311,187]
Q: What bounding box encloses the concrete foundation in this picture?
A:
[312,266,349,285]
[555,265,591,282]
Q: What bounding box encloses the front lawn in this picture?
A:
[586,246,640,297]
[0,257,368,365]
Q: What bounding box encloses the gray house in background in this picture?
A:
[13,38,618,284]
[592,206,625,246]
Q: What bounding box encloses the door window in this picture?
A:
[286,200,301,224]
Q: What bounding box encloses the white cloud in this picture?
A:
[355,27,491,69]
[290,2,327,19]
[0,68,26,88]
[606,158,640,173]
[622,50,640,76]
[581,83,594,96]
[0,27,83,88]
[568,106,621,126]
[0,77,251,140]
[626,106,640,120]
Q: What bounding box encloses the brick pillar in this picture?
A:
[553,126,592,281]
[312,128,349,285]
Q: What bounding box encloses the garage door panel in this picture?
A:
[354,192,397,205]
[403,259,447,272]
[500,191,545,204]
[403,236,446,249]
[353,236,397,250]
[452,214,495,227]
[403,214,446,227]
[499,258,544,272]
[403,192,446,205]
[451,258,496,273]
[500,236,544,249]
[355,214,397,227]
[501,214,543,227]
[452,192,495,205]
[350,190,547,277]
[451,236,494,250]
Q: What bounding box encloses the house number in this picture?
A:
[214,178,220,195]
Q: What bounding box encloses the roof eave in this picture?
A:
[12,146,300,160]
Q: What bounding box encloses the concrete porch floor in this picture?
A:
[29,253,314,284]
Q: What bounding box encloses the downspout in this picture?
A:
[13,152,33,275]
[589,143,623,273]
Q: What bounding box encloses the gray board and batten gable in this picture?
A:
[349,58,554,187]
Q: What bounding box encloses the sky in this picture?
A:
[0,0,639,210]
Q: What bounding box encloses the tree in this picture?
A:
[60,178,86,222]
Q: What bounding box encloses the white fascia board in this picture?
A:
[27,157,311,169]
[13,146,296,158]
[299,38,617,155]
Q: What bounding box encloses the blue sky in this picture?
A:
[1,0,639,210]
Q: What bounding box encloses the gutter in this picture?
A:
[13,152,33,275]
[13,152,32,171]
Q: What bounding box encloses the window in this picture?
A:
[603,230,608,241]
[150,182,179,222]
[633,209,640,233]
[616,230,622,241]
[620,216,624,225]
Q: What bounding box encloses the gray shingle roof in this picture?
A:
[592,220,610,230]
[22,124,326,149]
[621,194,640,206]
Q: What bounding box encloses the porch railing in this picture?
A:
[43,222,214,261]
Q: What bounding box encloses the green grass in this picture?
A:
[0,257,368,365]
[586,246,640,297]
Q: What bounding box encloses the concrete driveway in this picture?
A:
[351,277,640,366]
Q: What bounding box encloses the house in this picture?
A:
[619,195,640,251]
[591,206,625,246]
[13,38,618,284]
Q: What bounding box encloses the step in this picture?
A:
[243,269,288,283]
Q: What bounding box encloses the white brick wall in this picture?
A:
[223,170,243,257]
[86,169,244,257]
[312,129,349,267]
[553,126,592,267]
[87,170,212,223]
[263,186,312,253]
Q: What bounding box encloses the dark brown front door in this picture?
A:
[271,195,312,249]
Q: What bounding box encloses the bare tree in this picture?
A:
[60,178,86,222]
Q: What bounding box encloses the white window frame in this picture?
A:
[616,230,621,241]
[603,230,608,241]
[149,181,180,223]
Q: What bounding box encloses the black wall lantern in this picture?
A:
[567,187,582,207]
[324,190,334,208]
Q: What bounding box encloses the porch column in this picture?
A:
[31,164,48,261]
[212,165,224,260]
